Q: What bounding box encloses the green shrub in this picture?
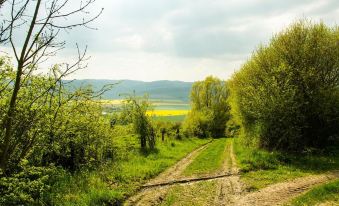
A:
[229,20,339,151]
[0,161,61,205]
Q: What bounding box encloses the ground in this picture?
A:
[123,138,339,206]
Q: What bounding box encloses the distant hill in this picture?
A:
[64,79,193,102]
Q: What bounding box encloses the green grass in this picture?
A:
[161,180,217,206]
[287,179,339,206]
[183,138,229,176]
[49,136,209,205]
[152,115,186,122]
[233,138,339,190]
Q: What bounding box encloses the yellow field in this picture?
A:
[146,110,189,116]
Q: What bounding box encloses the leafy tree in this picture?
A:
[121,94,156,150]
[184,76,230,138]
[229,20,339,151]
[0,0,102,171]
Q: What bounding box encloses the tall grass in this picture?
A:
[48,136,209,205]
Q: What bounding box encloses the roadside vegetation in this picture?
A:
[228,21,339,195]
[234,138,339,190]
[228,20,339,151]
[49,136,209,205]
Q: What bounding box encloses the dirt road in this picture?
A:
[123,140,338,206]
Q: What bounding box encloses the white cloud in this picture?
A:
[1,0,338,81]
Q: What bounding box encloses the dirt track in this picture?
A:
[124,141,213,205]
[233,171,339,206]
[123,140,339,206]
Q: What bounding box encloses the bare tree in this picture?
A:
[0,0,103,171]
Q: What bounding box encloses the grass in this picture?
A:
[286,179,339,206]
[161,181,217,206]
[183,138,229,176]
[49,135,209,205]
[233,138,339,190]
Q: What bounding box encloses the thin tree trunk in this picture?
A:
[0,0,41,171]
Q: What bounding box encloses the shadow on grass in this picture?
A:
[234,138,339,174]
[278,150,339,173]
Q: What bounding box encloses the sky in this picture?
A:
[2,0,339,82]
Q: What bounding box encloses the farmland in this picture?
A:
[100,99,190,122]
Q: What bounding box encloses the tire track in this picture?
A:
[124,141,212,206]
[123,139,338,206]
[233,171,339,206]
[214,140,243,206]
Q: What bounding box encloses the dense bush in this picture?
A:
[184,76,230,138]
[0,161,61,205]
[0,57,115,204]
[0,58,114,172]
[229,20,339,151]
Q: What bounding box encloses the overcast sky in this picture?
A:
[2,0,339,82]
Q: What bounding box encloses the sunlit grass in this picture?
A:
[183,138,229,176]
[49,136,209,205]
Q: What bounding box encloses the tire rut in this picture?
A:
[123,139,338,206]
[233,171,339,206]
[214,140,243,206]
[124,141,212,206]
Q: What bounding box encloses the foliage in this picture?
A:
[184,76,230,138]
[0,161,61,205]
[120,94,156,150]
[0,57,116,205]
[0,58,114,173]
[229,20,339,151]
[48,136,209,205]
